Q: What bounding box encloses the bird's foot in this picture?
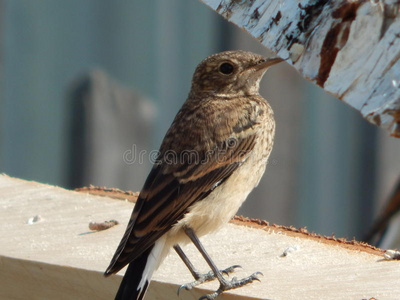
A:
[198,271,263,300]
[177,265,241,295]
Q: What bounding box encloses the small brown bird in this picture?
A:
[104,50,283,300]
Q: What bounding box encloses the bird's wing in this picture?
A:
[105,101,259,275]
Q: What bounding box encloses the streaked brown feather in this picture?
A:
[105,97,261,275]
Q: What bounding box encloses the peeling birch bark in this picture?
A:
[200,0,400,137]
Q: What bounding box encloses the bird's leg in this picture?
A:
[174,244,202,280]
[183,226,262,300]
[174,244,240,294]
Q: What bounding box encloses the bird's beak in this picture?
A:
[254,57,284,71]
[239,56,284,93]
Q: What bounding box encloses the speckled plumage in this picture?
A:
[105,50,283,300]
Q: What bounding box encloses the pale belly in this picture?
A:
[165,147,269,247]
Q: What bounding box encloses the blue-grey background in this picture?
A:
[1,0,400,239]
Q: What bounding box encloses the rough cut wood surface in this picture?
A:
[200,0,400,137]
[1,174,400,300]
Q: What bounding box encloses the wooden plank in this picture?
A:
[200,0,400,137]
[1,174,400,299]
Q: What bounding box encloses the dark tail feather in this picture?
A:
[115,245,154,300]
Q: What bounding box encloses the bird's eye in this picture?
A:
[219,62,234,75]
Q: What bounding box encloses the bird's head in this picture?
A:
[190,50,283,97]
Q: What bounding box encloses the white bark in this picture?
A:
[200,0,400,137]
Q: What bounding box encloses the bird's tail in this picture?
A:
[115,237,167,300]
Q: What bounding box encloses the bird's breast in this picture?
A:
[167,115,275,245]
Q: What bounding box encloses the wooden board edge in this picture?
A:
[76,186,385,257]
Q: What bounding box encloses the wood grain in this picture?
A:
[1,174,399,299]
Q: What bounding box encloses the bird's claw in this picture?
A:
[197,271,263,300]
[177,265,241,296]
[199,293,218,300]
[221,264,242,276]
[249,272,264,282]
[177,284,188,295]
